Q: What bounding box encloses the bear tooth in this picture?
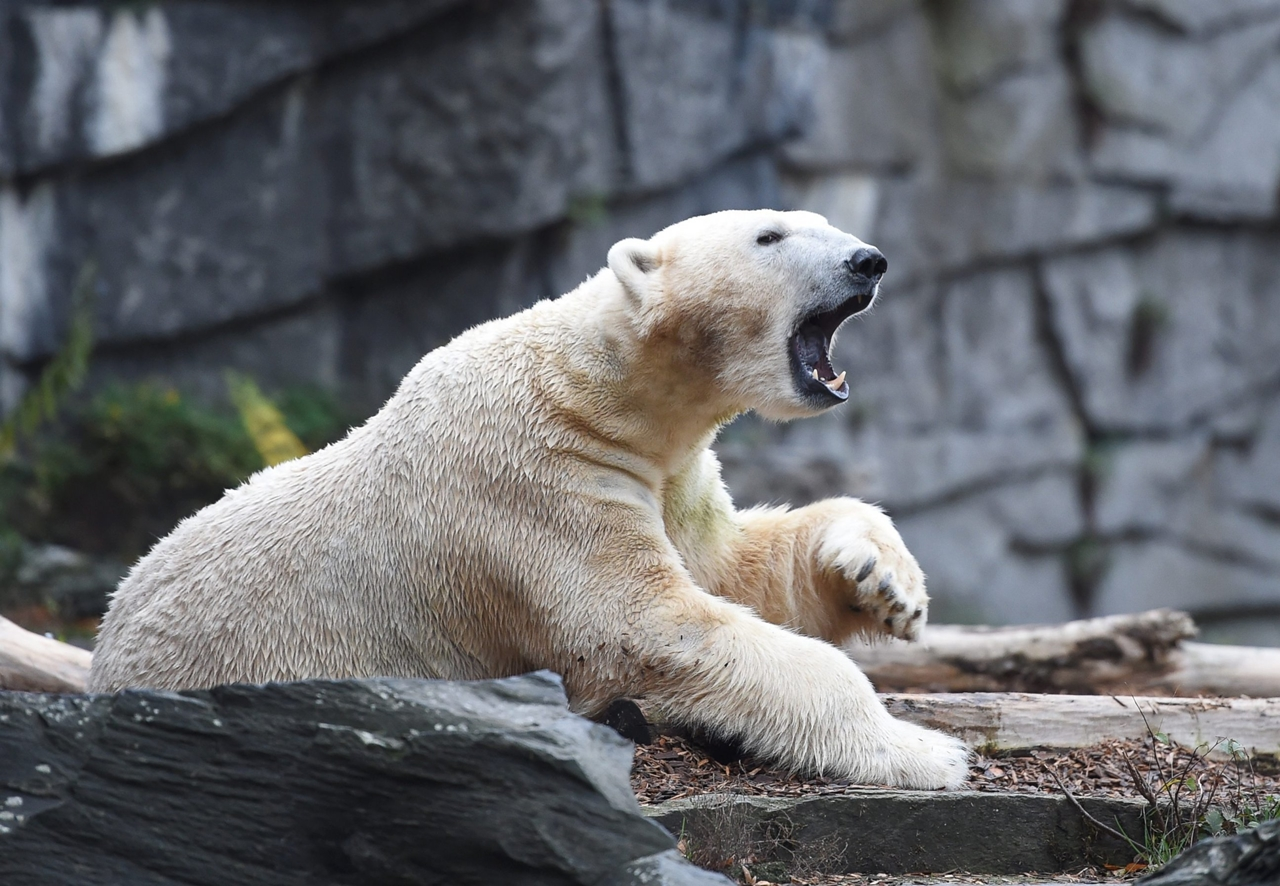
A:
[825,371,846,391]
[811,368,820,381]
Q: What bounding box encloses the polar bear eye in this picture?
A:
[756,231,784,246]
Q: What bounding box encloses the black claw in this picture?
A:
[856,558,876,582]
[890,600,906,614]
[911,608,924,620]
[883,617,894,628]
[877,573,894,593]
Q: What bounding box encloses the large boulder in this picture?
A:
[1139,818,1280,886]
[0,672,728,885]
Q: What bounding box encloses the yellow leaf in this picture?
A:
[225,372,308,466]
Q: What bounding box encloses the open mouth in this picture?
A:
[789,290,876,403]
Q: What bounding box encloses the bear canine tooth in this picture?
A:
[824,370,846,391]
[811,368,821,381]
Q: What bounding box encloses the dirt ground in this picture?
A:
[633,729,1279,883]
[789,875,1110,886]
[632,733,1280,807]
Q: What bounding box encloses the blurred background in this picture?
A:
[1,0,1278,646]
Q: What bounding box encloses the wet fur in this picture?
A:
[91,210,969,789]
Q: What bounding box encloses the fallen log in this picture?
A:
[6,614,1278,764]
[884,692,1280,759]
[645,691,1279,764]
[0,615,92,693]
[4,603,1279,712]
[845,609,1280,698]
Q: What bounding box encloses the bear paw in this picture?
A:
[817,502,928,640]
[871,718,971,790]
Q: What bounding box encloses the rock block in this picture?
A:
[0,1,466,177]
[931,0,1065,92]
[1093,541,1280,620]
[939,267,1074,434]
[609,0,822,191]
[1041,231,1280,433]
[1082,10,1280,219]
[868,178,1157,283]
[940,66,1082,180]
[1121,0,1280,37]
[826,0,917,43]
[783,8,936,173]
[894,481,1080,626]
[4,0,616,360]
[321,0,616,276]
[647,790,1146,875]
[546,152,783,299]
[0,673,727,885]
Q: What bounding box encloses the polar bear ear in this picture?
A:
[607,237,662,304]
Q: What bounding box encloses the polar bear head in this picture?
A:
[607,209,886,421]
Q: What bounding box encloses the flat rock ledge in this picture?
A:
[0,672,728,885]
[645,790,1148,876]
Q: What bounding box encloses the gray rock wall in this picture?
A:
[1,0,1279,639]
[727,0,1280,642]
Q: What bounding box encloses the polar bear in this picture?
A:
[90,209,968,789]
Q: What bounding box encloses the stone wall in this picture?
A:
[1,0,1279,640]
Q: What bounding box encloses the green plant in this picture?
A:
[1081,436,1119,492]
[1055,725,1280,872]
[1066,538,1110,599]
[1203,739,1280,837]
[565,193,609,227]
[3,384,261,558]
[0,381,354,561]
[270,386,351,452]
[1204,795,1280,837]
[1126,294,1171,378]
[0,262,96,458]
[1119,734,1239,868]
[0,526,24,588]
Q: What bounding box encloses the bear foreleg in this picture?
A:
[665,452,927,644]
[609,579,968,789]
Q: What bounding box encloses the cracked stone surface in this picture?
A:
[0,673,728,885]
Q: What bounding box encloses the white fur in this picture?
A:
[91,210,968,789]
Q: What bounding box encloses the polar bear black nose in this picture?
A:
[846,248,887,280]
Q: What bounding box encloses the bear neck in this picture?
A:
[543,277,742,479]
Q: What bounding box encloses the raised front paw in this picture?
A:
[817,501,928,640]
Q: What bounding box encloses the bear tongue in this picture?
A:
[794,324,848,392]
[795,325,829,371]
